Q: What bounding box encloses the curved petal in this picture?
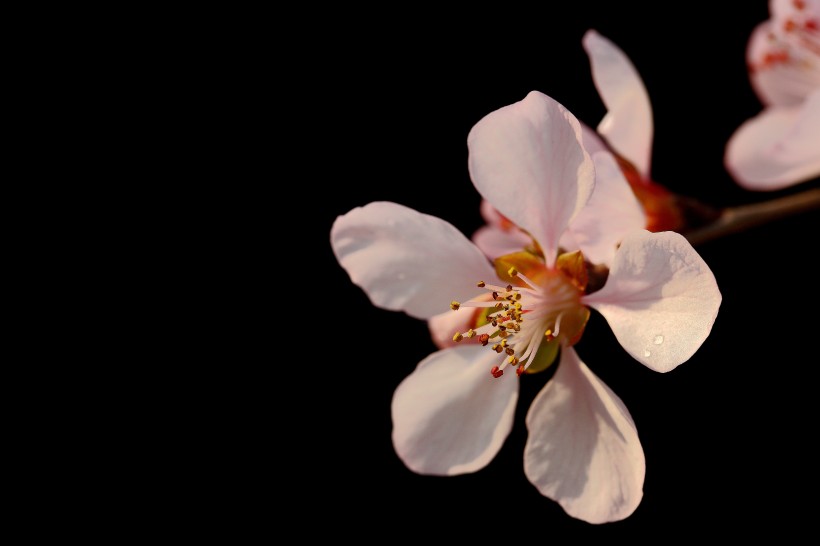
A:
[747,20,820,107]
[479,199,504,227]
[472,225,533,261]
[564,151,646,267]
[583,29,654,177]
[467,90,595,268]
[331,201,495,320]
[392,345,519,476]
[524,347,645,524]
[583,230,721,373]
[725,89,820,190]
[580,122,609,155]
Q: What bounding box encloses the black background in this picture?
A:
[312,3,819,537]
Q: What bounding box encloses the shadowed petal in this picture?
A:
[472,225,533,261]
[563,151,646,266]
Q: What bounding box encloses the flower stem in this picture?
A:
[684,188,820,246]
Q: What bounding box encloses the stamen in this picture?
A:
[478,334,490,346]
[521,332,545,371]
[460,301,505,309]
[466,329,476,338]
[490,366,503,378]
[552,312,565,337]
[453,332,463,342]
[450,301,460,311]
[514,271,538,289]
[476,281,486,288]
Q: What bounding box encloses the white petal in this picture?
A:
[467,90,595,268]
[392,345,519,476]
[524,348,645,524]
[472,225,533,261]
[331,201,495,320]
[565,151,646,267]
[747,20,820,107]
[583,29,654,177]
[725,89,820,190]
[583,230,722,373]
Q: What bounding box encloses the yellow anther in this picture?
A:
[513,302,522,310]
[495,302,504,309]
[466,329,476,338]
[500,339,508,347]
[514,293,522,301]
[507,267,518,277]
[477,281,486,288]
[544,329,552,337]
[450,301,460,311]
[508,356,518,365]
[453,332,464,342]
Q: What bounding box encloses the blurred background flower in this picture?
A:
[725,0,820,189]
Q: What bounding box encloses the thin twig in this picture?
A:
[684,188,820,246]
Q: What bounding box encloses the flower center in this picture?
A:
[449,252,589,378]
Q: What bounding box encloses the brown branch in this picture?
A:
[684,188,820,246]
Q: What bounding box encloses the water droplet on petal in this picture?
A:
[653,335,664,345]
[644,349,651,357]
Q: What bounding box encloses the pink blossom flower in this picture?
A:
[725,0,820,190]
[330,91,721,523]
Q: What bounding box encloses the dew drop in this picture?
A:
[644,349,651,357]
[653,335,664,345]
